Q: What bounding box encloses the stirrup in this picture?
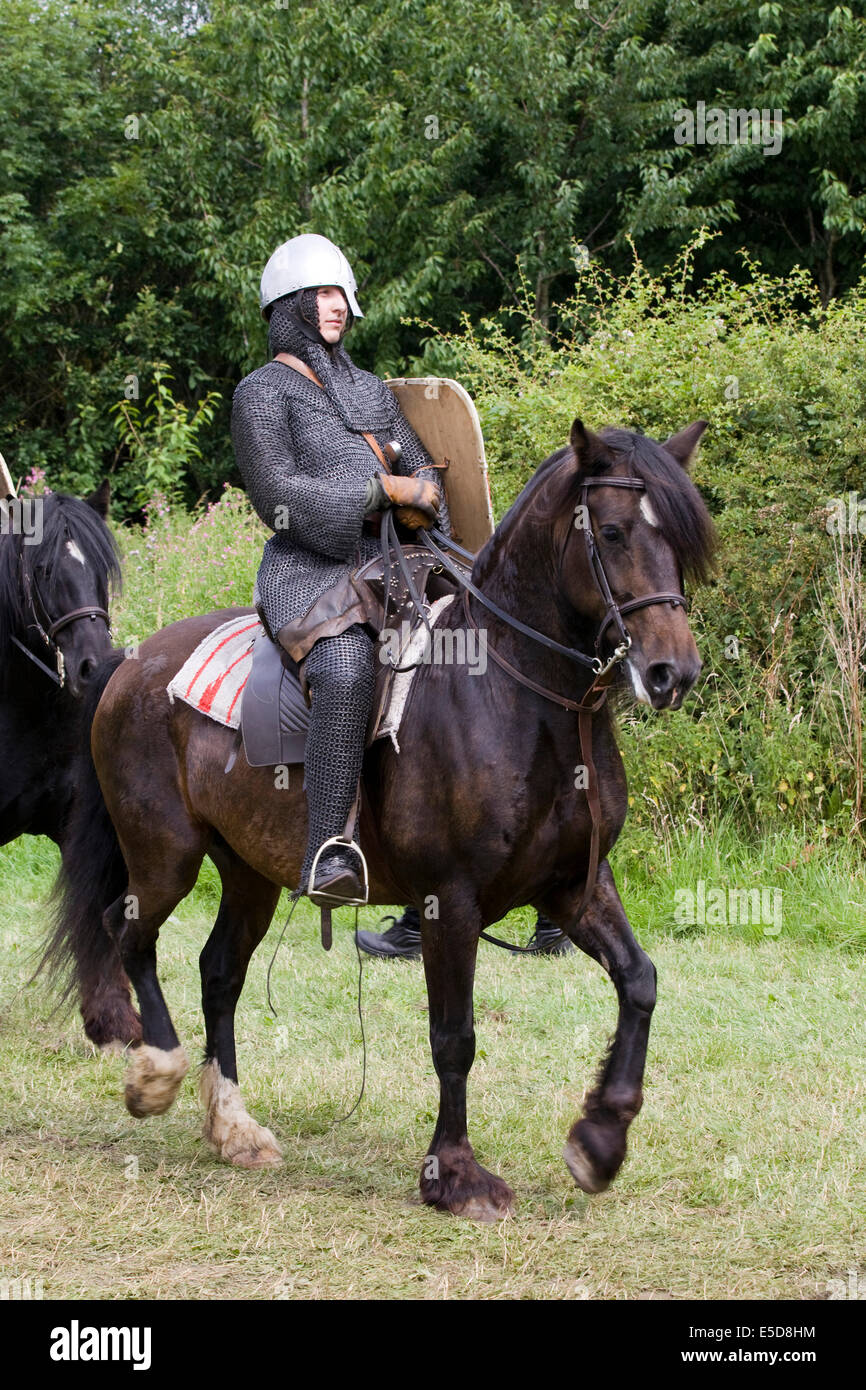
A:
[307,837,369,908]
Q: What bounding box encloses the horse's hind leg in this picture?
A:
[80,966,142,1054]
[199,843,282,1168]
[53,831,141,1052]
[106,833,207,1118]
[419,900,515,1221]
[540,860,656,1195]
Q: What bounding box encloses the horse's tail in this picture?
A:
[38,649,141,1047]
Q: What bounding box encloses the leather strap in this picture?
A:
[319,786,364,950]
[10,633,63,685]
[47,605,110,639]
[424,529,599,670]
[464,591,593,714]
[273,352,391,471]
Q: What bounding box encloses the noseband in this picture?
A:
[11,533,110,688]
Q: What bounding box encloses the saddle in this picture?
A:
[239,543,461,769]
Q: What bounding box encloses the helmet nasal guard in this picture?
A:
[260,234,363,319]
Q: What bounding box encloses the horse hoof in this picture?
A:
[562,1138,610,1194]
[223,1136,283,1169]
[124,1044,189,1118]
[422,1150,516,1222]
[204,1119,283,1169]
[452,1191,514,1223]
[200,1060,283,1168]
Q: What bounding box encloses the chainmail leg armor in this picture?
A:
[300,624,375,884]
[231,287,450,886]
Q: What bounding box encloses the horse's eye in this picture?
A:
[601,526,623,544]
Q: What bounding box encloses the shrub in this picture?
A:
[423,241,866,838]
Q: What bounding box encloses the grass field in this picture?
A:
[0,828,863,1301]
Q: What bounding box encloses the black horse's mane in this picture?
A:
[0,493,122,669]
[489,429,715,585]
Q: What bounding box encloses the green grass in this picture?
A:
[0,829,863,1300]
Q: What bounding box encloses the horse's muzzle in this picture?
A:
[645,659,701,710]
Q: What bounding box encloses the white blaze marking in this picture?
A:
[626,659,652,706]
[66,539,86,566]
[640,496,659,528]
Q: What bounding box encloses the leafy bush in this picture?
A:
[111,365,221,508]
[111,484,264,647]
[424,241,866,839]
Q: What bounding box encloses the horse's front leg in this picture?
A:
[419,901,515,1222]
[540,860,657,1195]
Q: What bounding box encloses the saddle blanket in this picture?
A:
[165,596,456,755]
[166,614,260,729]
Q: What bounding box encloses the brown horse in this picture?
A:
[46,419,714,1219]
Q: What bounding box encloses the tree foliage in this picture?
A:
[1,0,864,507]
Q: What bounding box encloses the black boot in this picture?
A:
[523,913,574,955]
[307,845,365,908]
[355,905,422,960]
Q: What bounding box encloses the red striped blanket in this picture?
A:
[166,614,262,729]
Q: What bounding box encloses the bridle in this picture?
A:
[570,474,688,675]
[422,472,689,697]
[417,470,692,946]
[10,531,111,688]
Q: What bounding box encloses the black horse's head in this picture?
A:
[523,419,715,709]
[0,482,121,698]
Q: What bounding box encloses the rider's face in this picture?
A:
[317,286,349,343]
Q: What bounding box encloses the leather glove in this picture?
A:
[378,473,440,530]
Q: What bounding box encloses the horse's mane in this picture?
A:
[0,493,122,671]
[482,430,715,585]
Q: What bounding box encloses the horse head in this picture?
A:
[545,419,715,709]
[0,481,121,698]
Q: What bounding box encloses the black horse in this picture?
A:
[45,419,715,1218]
[1,484,140,1046]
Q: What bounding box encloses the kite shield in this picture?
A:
[386,377,494,553]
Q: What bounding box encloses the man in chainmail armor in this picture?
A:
[232,234,448,907]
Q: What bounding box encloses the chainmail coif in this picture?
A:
[266,292,395,431]
[232,287,450,887]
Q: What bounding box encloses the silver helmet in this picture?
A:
[259,234,363,319]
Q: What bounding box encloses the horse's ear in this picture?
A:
[86,479,111,519]
[570,419,604,470]
[663,421,708,470]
